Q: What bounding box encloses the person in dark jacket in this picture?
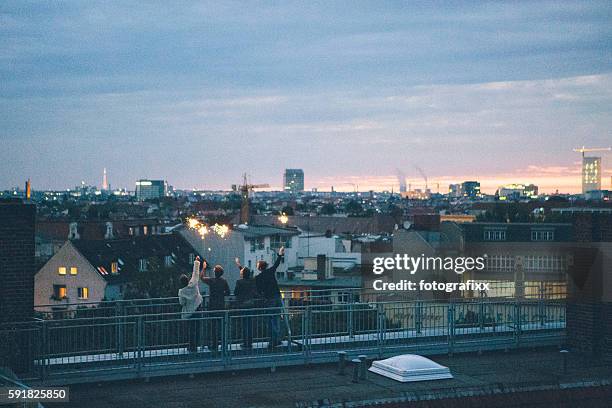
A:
[254,246,285,348]
[233,259,258,349]
[200,262,230,354]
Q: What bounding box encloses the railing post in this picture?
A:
[377,303,385,358]
[40,320,48,382]
[303,306,311,364]
[116,302,125,356]
[479,294,485,333]
[415,300,422,335]
[223,311,230,366]
[448,302,455,355]
[539,282,546,327]
[348,300,354,339]
[514,299,521,348]
[136,316,144,375]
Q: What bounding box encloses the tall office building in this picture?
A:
[283,169,304,194]
[0,200,35,322]
[461,181,481,199]
[135,179,168,201]
[582,157,601,194]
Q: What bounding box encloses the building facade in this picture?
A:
[283,169,304,194]
[135,179,168,201]
[582,156,601,193]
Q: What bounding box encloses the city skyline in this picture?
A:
[1,1,611,193]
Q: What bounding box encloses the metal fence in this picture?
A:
[32,283,567,321]
[2,298,566,385]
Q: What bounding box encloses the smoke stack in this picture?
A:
[25,179,31,200]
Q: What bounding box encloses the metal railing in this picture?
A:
[32,283,567,321]
[2,298,565,385]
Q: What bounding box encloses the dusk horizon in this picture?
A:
[2,1,611,194]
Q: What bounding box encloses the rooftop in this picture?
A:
[59,348,612,408]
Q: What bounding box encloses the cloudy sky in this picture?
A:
[1,1,611,193]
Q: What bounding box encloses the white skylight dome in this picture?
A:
[368,354,453,382]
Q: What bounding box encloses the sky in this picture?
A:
[1,1,611,193]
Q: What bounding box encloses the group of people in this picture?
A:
[178,246,286,353]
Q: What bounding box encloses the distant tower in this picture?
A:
[102,168,109,190]
[25,179,31,200]
[582,157,601,194]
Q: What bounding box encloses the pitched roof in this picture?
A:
[234,224,300,239]
[248,215,398,235]
[71,233,200,283]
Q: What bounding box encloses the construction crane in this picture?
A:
[573,146,611,158]
[232,173,270,224]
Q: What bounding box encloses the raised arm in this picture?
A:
[188,257,201,287]
[268,246,285,273]
[235,257,243,271]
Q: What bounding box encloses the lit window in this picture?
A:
[78,287,89,299]
[58,267,67,275]
[70,267,78,275]
[164,255,173,268]
[129,227,134,236]
[188,253,195,264]
[139,258,147,272]
[143,225,148,235]
[53,285,67,299]
[111,262,118,274]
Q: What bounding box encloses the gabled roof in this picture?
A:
[71,233,200,283]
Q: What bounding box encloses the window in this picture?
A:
[486,255,515,271]
[164,255,173,268]
[129,227,134,236]
[484,230,506,241]
[188,253,195,265]
[250,238,265,252]
[70,267,78,275]
[58,267,67,275]
[53,285,67,300]
[524,255,566,271]
[139,258,147,272]
[531,230,554,241]
[143,225,148,235]
[111,262,118,274]
[78,287,89,299]
[270,234,292,250]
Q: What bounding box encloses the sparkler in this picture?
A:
[278,213,289,225]
[186,217,230,239]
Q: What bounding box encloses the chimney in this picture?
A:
[25,179,31,200]
[68,222,80,240]
[317,254,326,280]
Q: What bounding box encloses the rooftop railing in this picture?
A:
[2,298,566,385]
[32,282,567,321]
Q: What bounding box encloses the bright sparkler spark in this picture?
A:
[187,217,200,229]
[198,225,209,237]
[186,217,230,239]
[278,214,289,224]
[211,224,229,239]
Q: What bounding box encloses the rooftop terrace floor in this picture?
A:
[58,348,611,408]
